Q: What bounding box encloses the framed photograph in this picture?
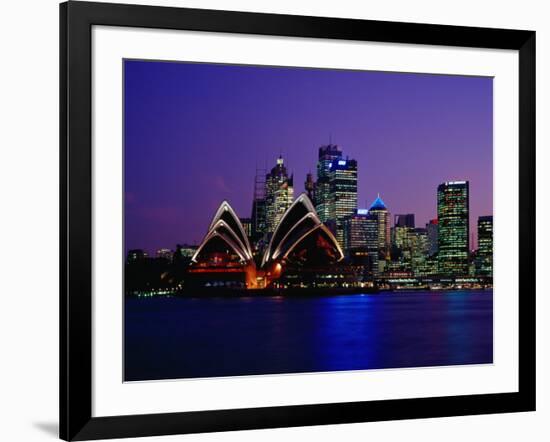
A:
[60,1,536,440]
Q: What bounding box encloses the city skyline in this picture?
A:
[125,60,493,254]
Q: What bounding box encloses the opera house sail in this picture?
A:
[188,194,345,290]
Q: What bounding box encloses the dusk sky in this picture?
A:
[124,60,493,254]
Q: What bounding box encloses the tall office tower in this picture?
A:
[251,167,267,245]
[265,156,294,234]
[426,218,439,256]
[394,214,415,228]
[410,228,429,275]
[437,181,470,276]
[305,173,315,202]
[477,215,493,277]
[363,212,382,278]
[315,144,342,222]
[329,157,358,247]
[392,225,413,252]
[368,194,391,260]
[343,209,370,254]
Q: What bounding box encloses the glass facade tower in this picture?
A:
[343,210,369,253]
[426,218,438,257]
[329,158,358,247]
[315,144,342,223]
[437,181,469,276]
[265,156,294,235]
[477,215,493,277]
[368,195,390,260]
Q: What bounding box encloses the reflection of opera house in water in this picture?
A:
[188,194,361,290]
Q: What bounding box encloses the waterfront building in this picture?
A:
[391,223,413,272]
[329,158,358,247]
[192,195,344,290]
[476,215,493,277]
[437,181,470,276]
[315,144,342,223]
[414,254,439,277]
[265,156,294,235]
[390,223,428,276]
[410,228,429,276]
[392,225,414,254]
[368,194,391,259]
[343,209,370,254]
[190,201,256,289]
[426,218,439,256]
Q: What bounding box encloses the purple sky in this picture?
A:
[124,60,493,254]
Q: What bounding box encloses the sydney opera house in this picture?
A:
[187,194,351,290]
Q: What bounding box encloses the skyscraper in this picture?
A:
[364,212,381,278]
[368,194,390,260]
[392,225,413,252]
[265,156,294,234]
[343,209,370,253]
[315,144,342,223]
[410,228,429,276]
[426,218,438,257]
[251,167,267,245]
[476,215,493,277]
[437,181,469,276]
[304,172,315,202]
[329,158,358,247]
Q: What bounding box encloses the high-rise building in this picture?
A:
[251,167,267,245]
[364,211,381,278]
[476,215,493,277]
[343,209,370,253]
[437,181,469,276]
[305,172,315,202]
[392,225,413,252]
[391,221,428,276]
[315,144,342,223]
[410,228,429,276]
[265,156,294,234]
[329,158,358,247]
[426,218,438,257]
[368,194,390,260]
[394,214,415,228]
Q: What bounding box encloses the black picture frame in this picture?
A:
[60,1,536,440]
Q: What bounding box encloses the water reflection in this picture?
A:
[125,290,493,381]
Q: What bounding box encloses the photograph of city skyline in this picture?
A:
[124,59,493,381]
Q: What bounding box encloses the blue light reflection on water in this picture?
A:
[124,290,493,381]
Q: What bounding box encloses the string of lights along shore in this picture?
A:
[126,142,493,294]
